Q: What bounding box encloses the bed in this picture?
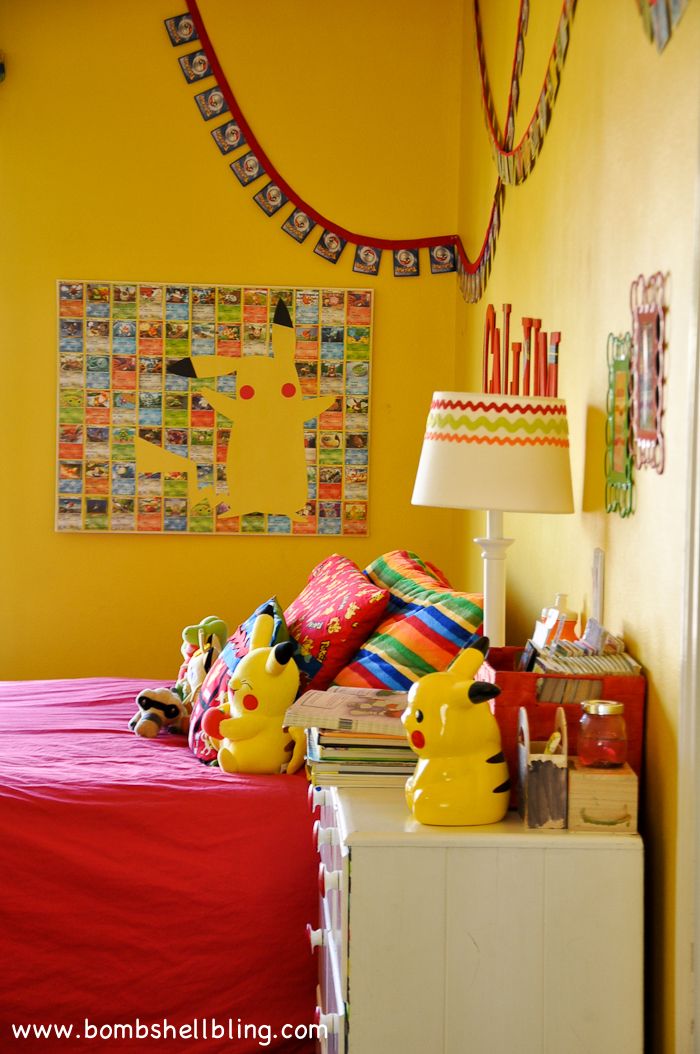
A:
[0,551,485,1052]
[0,677,318,1053]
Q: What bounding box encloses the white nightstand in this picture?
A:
[309,786,643,1054]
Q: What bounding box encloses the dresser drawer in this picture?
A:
[309,785,350,1054]
[312,916,345,1053]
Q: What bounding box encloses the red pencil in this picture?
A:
[548,331,561,396]
[483,305,496,393]
[502,304,511,398]
[491,326,501,394]
[537,331,547,396]
[511,341,522,395]
[521,317,533,396]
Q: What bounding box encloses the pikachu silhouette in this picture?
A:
[135,299,335,518]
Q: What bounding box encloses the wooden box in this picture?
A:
[567,759,638,833]
[518,706,568,829]
[487,647,645,807]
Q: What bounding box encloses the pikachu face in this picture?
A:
[227,352,301,421]
[402,639,501,760]
[220,638,300,736]
[403,673,467,758]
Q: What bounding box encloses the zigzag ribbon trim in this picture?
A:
[430,398,566,415]
[425,432,569,448]
[475,0,577,186]
[427,413,568,436]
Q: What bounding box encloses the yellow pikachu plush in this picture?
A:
[201,610,305,775]
[401,637,510,826]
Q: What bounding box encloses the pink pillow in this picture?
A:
[284,554,389,692]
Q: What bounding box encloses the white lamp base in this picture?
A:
[474,509,514,648]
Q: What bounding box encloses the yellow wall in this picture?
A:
[457,2,700,1049]
[0,0,466,679]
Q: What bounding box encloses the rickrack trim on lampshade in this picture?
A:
[412,392,574,515]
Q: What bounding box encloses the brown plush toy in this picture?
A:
[129,687,191,739]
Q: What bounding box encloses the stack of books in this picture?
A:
[284,686,415,788]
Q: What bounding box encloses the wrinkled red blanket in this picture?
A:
[0,679,317,1053]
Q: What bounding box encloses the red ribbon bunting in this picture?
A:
[475,0,577,185]
[170,2,573,299]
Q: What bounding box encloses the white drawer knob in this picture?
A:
[306,923,326,951]
[315,1008,341,1035]
[308,785,330,813]
[318,864,342,897]
[313,820,340,850]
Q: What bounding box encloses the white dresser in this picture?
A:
[309,786,643,1054]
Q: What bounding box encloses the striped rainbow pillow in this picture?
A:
[333,550,484,690]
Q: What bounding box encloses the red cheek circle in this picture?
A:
[411,730,425,749]
[239,385,255,400]
[281,382,296,398]
[243,694,259,711]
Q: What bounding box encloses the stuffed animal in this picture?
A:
[178,616,228,682]
[178,626,226,713]
[401,636,510,826]
[129,686,191,739]
[130,615,227,741]
[201,610,305,775]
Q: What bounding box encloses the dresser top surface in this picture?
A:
[331,787,643,851]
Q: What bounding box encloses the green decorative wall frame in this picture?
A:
[605,331,634,518]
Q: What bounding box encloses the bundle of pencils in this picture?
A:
[483,303,561,398]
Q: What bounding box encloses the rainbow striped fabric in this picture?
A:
[334,550,483,690]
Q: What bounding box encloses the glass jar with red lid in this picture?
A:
[578,700,628,768]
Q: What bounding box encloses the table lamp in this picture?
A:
[412,392,574,647]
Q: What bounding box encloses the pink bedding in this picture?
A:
[0,678,318,1052]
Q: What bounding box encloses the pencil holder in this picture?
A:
[518,706,568,829]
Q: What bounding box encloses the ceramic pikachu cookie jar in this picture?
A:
[201,609,305,775]
[401,636,510,826]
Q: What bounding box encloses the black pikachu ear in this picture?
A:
[273,298,293,328]
[274,640,296,666]
[468,681,501,704]
[472,636,490,657]
[204,636,215,673]
[167,357,197,378]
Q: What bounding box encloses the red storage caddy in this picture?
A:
[488,647,646,808]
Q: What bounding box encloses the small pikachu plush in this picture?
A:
[401,637,510,826]
[201,610,305,775]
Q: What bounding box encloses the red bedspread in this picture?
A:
[0,679,318,1053]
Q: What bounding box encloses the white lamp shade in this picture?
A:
[412,392,574,514]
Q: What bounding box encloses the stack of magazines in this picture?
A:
[284,686,415,788]
[533,648,642,677]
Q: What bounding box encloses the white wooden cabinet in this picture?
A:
[310,786,643,1054]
